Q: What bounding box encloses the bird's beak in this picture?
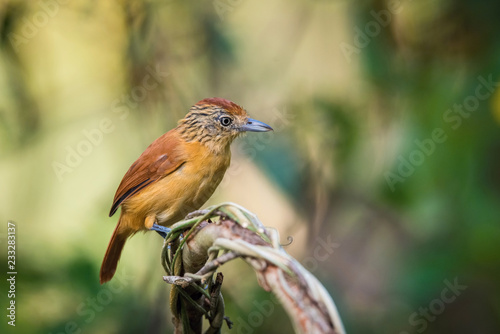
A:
[240,118,273,132]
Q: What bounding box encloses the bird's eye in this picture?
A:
[220,117,232,126]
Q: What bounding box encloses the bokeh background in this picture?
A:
[1,0,500,333]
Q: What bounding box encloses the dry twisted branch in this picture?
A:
[161,202,346,334]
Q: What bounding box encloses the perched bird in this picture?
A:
[100,97,273,284]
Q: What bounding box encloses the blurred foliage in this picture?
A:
[1,0,500,333]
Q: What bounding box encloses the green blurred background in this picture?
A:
[1,0,500,333]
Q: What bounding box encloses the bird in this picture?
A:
[99,97,273,284]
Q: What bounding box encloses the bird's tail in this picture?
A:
[100,218,132,284]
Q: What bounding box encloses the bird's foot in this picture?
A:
[185,209,211,220]
[150,223,171,239]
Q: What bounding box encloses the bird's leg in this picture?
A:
[150,223,171,239]
[185,209,211,220]
[145,215,171,239]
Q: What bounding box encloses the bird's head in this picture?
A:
[177,98,273,152]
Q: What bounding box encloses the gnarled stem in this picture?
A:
[162,203,345,334]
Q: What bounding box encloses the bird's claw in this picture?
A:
[150,223,171,239]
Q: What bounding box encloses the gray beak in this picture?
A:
[240,118,273,132]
